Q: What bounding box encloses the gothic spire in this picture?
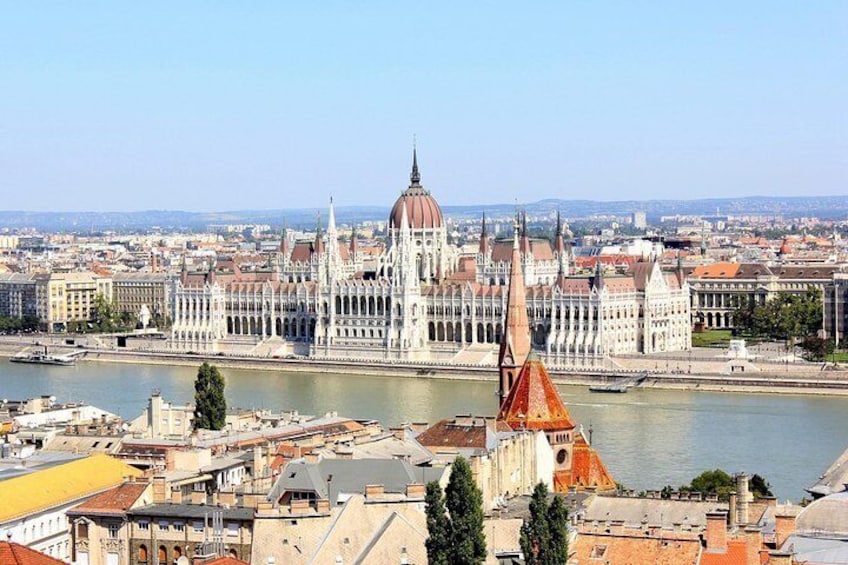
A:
[327,196,337,235]
[410,144,421,187]
[479,212,489,255]
[498,217,532,407]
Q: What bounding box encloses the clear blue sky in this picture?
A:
[1,2,846,212]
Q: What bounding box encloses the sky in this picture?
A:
[1,2,846,212]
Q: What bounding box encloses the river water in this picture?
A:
[2,359,846,502]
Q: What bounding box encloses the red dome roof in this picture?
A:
[390,186,444,229]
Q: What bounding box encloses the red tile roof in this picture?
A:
[200,557,249,565]
[497,352,575,431]
[571,531,701,565]
[68,482,148,517]
[568,432,616,491]
[700,538,749,565]
[0,542,67,565]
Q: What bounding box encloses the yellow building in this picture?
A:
[35,271,113,332]
[0,454,143,561]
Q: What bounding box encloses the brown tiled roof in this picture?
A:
[200,557,249,565]
[490,239,555,262]
[0,542,67,565]
[571,531,701,565]
[497,352,575,432]
[568,432,616,492]
[700,538,750,565]
[415,418,508,451]
[68,482,148,517]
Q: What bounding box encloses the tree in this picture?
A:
[425,482,451,565]
[520,482,569,565]
[521,483,551,564]
[444,457,487,565]
[687,469,735,500]
[750,474,774,498]
[193,362,226,430]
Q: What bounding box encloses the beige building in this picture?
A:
[68,482,153,565]
[35,271,113,332]
[112,273,169,327]
[129,393,194,439]
[415,415,555,512]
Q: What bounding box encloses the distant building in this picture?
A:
[632,211,647,230]
[0,273,37,319]
[34,271,113,332]
[112,273,169,327]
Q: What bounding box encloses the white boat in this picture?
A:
[10,347,77,366]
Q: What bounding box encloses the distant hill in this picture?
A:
[0,195,845,232]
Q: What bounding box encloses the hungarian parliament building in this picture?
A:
[168,152,692,367]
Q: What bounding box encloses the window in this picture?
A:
[192,521,204,533]
[107,523,120,539]
[138,545,148,564]
[77,522,89,540]
[227,523,239,537]
[138,521,149,531]
[158,521,169,531]
[590,545,607,559]
[173,522,184,533]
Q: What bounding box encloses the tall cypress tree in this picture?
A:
[521,482,551,564]
[520,481,569,565]
[445,456,487,565]
[425,481,451,565]
[547,494,569,565]
[194,362,226,430]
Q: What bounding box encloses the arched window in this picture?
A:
[138,545,148,563]
[158,546,167,565]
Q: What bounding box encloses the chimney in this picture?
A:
[729,491,738,528]
[736,474,751,526]
[253,446,264,480]
[767,550,793,565]
[389,427,405,440]
[774,510,796,550]
[405,483,425,499]
[704,511,727,552]
[304,452,320,464]
[190,491,206,505]
[152,476,168,503]
[365,484,384,501]
[744,526,762,565]
[171,488,183,504]
[316,499,331,514]
[290,499,309,515]
[242,492,262,509]
[610,520,624,535]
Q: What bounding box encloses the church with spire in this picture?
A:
[496,218,616,492]
[168,146,690,364]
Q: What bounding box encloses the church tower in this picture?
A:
[498,218,532,406]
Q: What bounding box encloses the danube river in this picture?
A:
[3,359,847,501]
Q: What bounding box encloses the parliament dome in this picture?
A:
[389,149,444,230]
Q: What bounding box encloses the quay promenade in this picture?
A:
[1,334,848,396]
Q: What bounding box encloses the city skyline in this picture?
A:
[2,2,846,212]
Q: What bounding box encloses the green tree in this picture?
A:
[521,483,551,564]
[445,457,487,565]
[547,495,569,565]
[193,362,227,430]
[425,482,451,565]
[520,482,569,565]
[687,469,735,500]
[750,474,774,498]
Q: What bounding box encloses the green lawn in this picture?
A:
[691,329,733,348]
[829,351,848,362]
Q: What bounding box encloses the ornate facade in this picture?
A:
[168,151,691,363]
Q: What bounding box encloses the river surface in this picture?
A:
[2,359,846,502]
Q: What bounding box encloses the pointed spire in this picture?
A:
[400,196,410,234]
[349,225,358,257]
[410,142,421,187]
[593,258,605,291]
[479,212,489,255]
[327,196,337,235]
[554,209,566,254]
[499,216,532,407]
[279,224,290,255]
[314,213,325,255]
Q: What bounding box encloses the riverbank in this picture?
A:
[2,336,848,396]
